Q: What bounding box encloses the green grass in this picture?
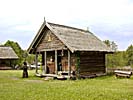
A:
[0,70,133,100]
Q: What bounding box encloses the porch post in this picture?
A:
[68,50,71,76]
[55,50,58,75]
[44,51,47,74]
[35,52,38,74]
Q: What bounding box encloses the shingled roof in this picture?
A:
[28,21,113,53]
[0,46,18,59]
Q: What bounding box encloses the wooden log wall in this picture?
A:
[79,51,106,76]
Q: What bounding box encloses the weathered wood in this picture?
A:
[0,67,12,70]
[35,50,106,78]
[79,52,106,75]
[68,50,71,76]
[80,74,97,78]
[36,30,65,52]
[27,21,112,79]
[114,70,132,74]
[42,73,57,77]
[47,62,55,74]
[35,52,38,74]
[114,70,132,78]
[81,66,105,70]
[80,63,105,67]
[80,69,105,73]
[44,51,47,74]
[55,50,58,74]
[35,29,46,49]
[36,73,57,78]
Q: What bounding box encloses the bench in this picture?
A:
[114,70,132,78]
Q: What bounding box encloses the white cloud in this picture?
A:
[0,0,133,50]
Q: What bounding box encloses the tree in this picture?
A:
[26,54,35,64]
[4,40,24,66]
[104,40,111,47]
[104,40,128,68]
[3,40,41,68]
[111,41,117,52]
[104,40,117,67]
[103,40,118,51]
[126,45,133,67]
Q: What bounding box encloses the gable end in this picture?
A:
[36,29,66,52]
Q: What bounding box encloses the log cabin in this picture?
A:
[0,46,18,69]
[28,19,113,78]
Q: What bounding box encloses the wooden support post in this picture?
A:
[35,52,38,74]
[55,50,58,75]
[44,51,47,74]
[68,50,71,76]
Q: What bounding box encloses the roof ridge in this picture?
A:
[48,22,90,33]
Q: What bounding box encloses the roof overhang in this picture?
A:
[27,20,114,54]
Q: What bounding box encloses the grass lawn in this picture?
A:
[0,70,133,100]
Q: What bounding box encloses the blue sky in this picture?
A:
[0,0,133,50]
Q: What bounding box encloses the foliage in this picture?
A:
[4,40,24,67]
[3,40,38,67]
[106,51,127,68]
[26,54,35,64]
[111,41,118,51]
[38,54,42,63]
[0,70,133,100]
[104,40,111,47]
[104,40,117,51]
[104,40,131,68]
[2,40,132,69]
[126,45,133,67]
[26,53,42,67]
[75,52,80,77]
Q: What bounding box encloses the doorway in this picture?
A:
[57,55,62,71]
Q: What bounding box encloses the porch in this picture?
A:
[34,50,74,79]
